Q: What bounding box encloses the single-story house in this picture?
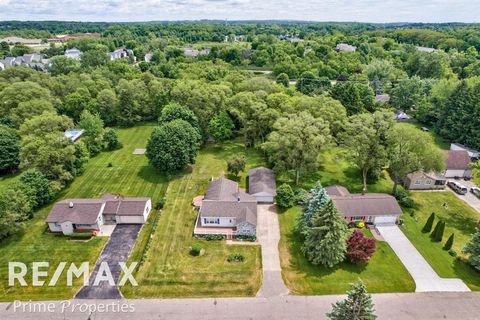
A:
[375,94,390,104]
[450,143,480,160]
[109,48,135,61]
[416,46,438,53]
[248,167,277,203]
[444,150,472,178]
[195,177,257,238]
[326,185,402,226]
[403,171,446,190]
[144,53,153,62]
[336,43,357,52]
[64,129,84,142]
[46,194,151,235]
[65,48,82,60]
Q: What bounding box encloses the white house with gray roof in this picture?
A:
[195,177,257,238]
[46,194,151,235]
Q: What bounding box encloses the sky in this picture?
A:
[0,0,478,23]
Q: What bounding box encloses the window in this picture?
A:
[414,180,421,185]
[351,216,365,221]
[425,179,432,185]
[203,218,220,225]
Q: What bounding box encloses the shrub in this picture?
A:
[394,190,408,201]
[226,156,245,177]
[355,221,365,229]
[103,129,123,151]
[449,249,457,257]
[156,198,165,210]
[346,230,376,264]
[276,183,295,208]
[235,235,256,241]
[443,233,454,250]
[227,253,245,263]
[190,244,202,256]
[204,234,225,241]
[422,212,435,233]
[399,197,415,208]
[69,233,93,240]
[434,220,445,242]
[430,220,441,240]
[295,188,309,206]
[107,162,113,167]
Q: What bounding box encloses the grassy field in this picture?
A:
[396,122,450,150]
[401,191,480,290]
[0,124,168,301]
[278,206,415,294]
[122,140,264,298]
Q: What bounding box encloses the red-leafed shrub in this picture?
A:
[346,230,376,264]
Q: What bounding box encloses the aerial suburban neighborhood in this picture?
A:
[1,4,480,320]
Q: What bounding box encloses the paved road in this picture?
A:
[75,225,142,299]
[2,292,480,319]
[447,179,480,214]
[377,225,470,292]
[256,204,289,297]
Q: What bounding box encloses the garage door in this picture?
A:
[255,196,274,203]
[374,215,397,225]
[117,216,145,224]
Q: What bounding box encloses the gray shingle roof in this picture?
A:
[46,195,150,224]
[201,177,257,226]
[445,150,471,170]
[248,167,277,196]
[326,185,402,217]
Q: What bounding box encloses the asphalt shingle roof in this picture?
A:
[248,167,277,196]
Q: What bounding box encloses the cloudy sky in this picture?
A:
[0,0,478,23]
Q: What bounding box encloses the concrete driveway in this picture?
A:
[377,225,470,292]
[75,224,142,299]
[256,204,288,297]
[447,179,480,213]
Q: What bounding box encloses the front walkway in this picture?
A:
[256,204,289,297]
[377,225,470,292]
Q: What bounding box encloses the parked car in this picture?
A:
[447,181,468,195]
[470,187,480,198]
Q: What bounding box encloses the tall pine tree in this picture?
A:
[301,199,348,267]
[463,228,480,272]
[298,182,330,228]
[327,279,377,320]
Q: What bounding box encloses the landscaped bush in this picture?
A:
[235,235,256,241]
[346,230,376,264]
[276,183,295,208]
[227,253,245,263]
[355,221,365,229]
[156,198,165,210]
[203,234,225,241]
[69,233,93,240]
[399,196,415,208]
[422,212,435,233]
[190,244,202,256]
[295,188,309,206]
[443,233,455,250]
[430,220,445,241]
[449,249,457,257]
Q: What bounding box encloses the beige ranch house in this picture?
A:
[46,194,151,235]
[326,185,402,226]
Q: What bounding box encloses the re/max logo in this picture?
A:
[8,262,138,287]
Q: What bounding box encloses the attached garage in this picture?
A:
[116,198,152,225]
[116,215,146,224]
[374,215,397,225]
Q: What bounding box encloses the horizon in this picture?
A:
[0,0,479,24]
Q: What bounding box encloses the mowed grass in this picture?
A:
[0,124,168,301]
[401,191,480,290]
[122,140,264,298]
[278,207,415,294]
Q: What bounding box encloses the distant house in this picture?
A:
[183,47,210,58]
[194,177,257,238]
[326,185,402,225]
[336,43,357,52]
[394,110,413,122]
[416,46,438,53]
[444,150,472,178]
[64,129,84,142]
[109,48,135,61]
[403,171,446,190]
[0,54,48,71]
[450,143,480,160]
[46,194,152,235]
[375,94,390,104]
[248,167,277,203]
[65,48,82,60]
[144,53,153,62]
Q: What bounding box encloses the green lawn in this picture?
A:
[396,122,450,150]
[401,192,480,290]
[0,124,168,301]
[278,206,415,294]
[122,140,264,298]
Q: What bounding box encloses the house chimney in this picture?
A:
[69,202,74,208]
